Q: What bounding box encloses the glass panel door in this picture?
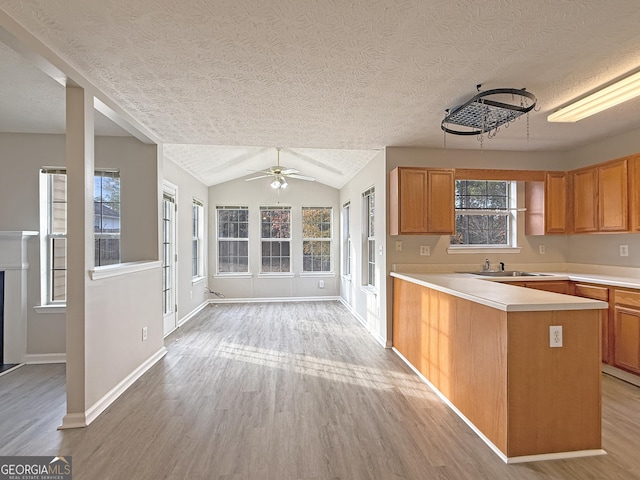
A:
[162,190,177,336]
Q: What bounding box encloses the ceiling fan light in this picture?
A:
[280,178,288,189]
[270,179,281,189]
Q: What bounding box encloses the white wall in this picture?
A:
[339,150,388,346]
[0,132,162,358]
[163,158,210,321]
[208,175,341,299]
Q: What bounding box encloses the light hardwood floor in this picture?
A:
[1,301,640,479]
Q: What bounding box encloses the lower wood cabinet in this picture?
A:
[613,289,640,375]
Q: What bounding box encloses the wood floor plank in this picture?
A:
[1,301,640,479]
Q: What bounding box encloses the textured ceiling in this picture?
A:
[2,0,640,187]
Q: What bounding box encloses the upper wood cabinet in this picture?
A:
[389,167,455,235]
[571,158,629,233]
[629,154,640,232]
[525,172,569,235]
[572,166,599,233]
[598,159,628,232]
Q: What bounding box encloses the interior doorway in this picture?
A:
[162,182,178,336]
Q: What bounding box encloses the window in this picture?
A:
[451,180,516,246]
[41,168,120,304]
[362,187,375,287]
[260,206,291,273]
[192,198,205,279]
[48,172,67,303]
[217,206,249,273]
[302,207,332,273]
[94,171,121,266]
[342,202,351,276]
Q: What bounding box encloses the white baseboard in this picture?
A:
[339,298,390,348]
[210,296,340,304]
[602,364,640,388]
[392,347,606,463]
[58,347,167,430]
[178,300,209,328]
[25,353,66,364]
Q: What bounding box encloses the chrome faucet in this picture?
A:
[483,258,491,271]
[499,261,505,271]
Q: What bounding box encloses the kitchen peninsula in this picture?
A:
[391,272,609,463]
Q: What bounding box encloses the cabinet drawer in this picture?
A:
[574,283,609,301]
[615,289,640,308]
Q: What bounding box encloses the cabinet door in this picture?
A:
[399,168,429,234]
[572,167,598,233]
[544,172,568,234]
[598,159,628,232]
[572,168,598,233]
[629,155,640,232]
[613,306,640,374]
[426,169,455,234]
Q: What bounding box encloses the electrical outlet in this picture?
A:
[539,245,546,255]
[395,240,402,252]
[142,326,148,342]
[378,245,384,256]
[189,290,193,299]
[549,325,562,348]
[318,280,325,289]
[620,245,629,257]
[419,245,430,256]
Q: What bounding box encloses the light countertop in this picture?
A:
[390,272,610,312]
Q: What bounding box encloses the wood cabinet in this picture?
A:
[574,283,611,363]
[572,166,599,233]
[571,158,629,233]
[613,289,640,375]
[504,280,571,294]
[524,280,571,294]
[598,159,628,232]
[389,167,455,235]
[629,154,640,232]
[524,172,569,235]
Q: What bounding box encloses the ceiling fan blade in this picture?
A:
[280,168,300,175]
[247,169,274,175]
[245,175,272,181]
[287,173,316,182]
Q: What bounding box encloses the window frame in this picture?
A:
[301,206,333,274]
[448,179,520,254]
[259,205,292,275]
[192,198,205,282]
[94,170,121,267]
[342,202,351,278]
[39,168,122,306]
[362,187,375,289]
[216,205,250,275]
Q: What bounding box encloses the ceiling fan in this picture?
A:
[245,148,315,189]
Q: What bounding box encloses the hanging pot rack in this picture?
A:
[441,87,537,137]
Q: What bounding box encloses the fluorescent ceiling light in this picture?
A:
[548,70,640,122]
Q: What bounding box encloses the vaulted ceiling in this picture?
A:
[2,1,640,187]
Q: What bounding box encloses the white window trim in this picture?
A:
[362,187,375,288]
[302,206,333,274]
[259,206,292,275]
[192,198,205,280]
[449,180,519,253]
[216,206,250,276]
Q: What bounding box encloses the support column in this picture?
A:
[60,85,94,429]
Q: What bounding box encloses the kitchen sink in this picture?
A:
[468,270,550,277]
